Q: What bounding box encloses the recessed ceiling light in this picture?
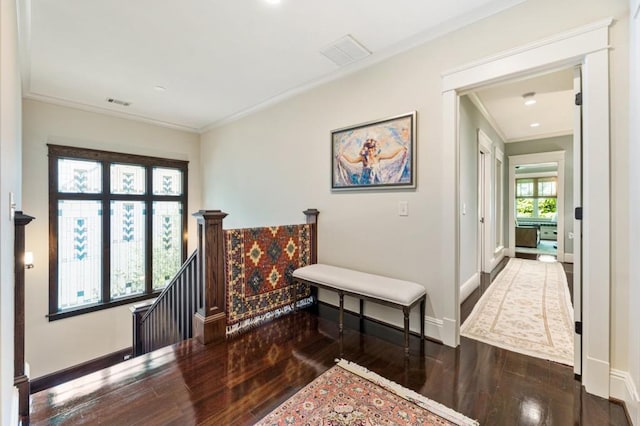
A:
[530,122,541,128]
[522,92,536,106]
[264,0,281,4]
[154,85,166,92]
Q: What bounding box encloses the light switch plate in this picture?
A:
[398,201,408,216]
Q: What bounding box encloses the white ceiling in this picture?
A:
[471,68,575,142]
[21,0,525,133]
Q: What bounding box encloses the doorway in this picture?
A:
[442,19,612,398]
[461,69,575,372]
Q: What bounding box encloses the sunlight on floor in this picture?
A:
[538,254,557,263]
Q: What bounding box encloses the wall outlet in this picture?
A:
[398,201,408,216]
[568,232,575,239]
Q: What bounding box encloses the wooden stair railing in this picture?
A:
[131,209,228,356]
[131,250,199,356]
[131,208,318,356]
[15,211,35,424]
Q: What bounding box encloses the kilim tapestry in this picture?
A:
[255,359,479,426]
[225,224,312,334]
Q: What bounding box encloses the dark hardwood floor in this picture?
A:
[30,305,628,425]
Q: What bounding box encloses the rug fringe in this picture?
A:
[226,297,314,336]
[335,358,480,426]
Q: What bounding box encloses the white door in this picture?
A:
[573,66,583,376]
[478,131,492,273]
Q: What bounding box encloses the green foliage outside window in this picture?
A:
[517,198,533,217]
[538,198,557,218]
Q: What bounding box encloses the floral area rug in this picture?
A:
[255,359,479,426]
[461,257,574,365]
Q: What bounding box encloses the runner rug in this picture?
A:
[461,257,574,365]
[255,359,479,426]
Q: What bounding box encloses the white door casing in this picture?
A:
[573,66,583,377]
[443,18,612,398]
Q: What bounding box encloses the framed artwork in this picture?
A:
[331,111,416,190]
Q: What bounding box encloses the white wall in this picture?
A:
[627,0,640,422]
[200,0,629,362]
[22,99,202,378]
[0,0,22,423]
[458,95,505,291]
[609,8,631,389]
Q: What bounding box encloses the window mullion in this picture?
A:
[146,166,153,295]
[102,161,111,304]
[48,153,60,316]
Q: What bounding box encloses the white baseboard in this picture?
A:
[610,369,639,425]
[11,387,19,426]
[425,316,443,343]
[441,317,457,348]
[564,253,574,263]
[487,248,505,272]
[460,273,480,303]
[584,356,611,399]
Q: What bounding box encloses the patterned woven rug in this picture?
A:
[461,258,574,365]
[224,224,312,335]
[255,359,479,426]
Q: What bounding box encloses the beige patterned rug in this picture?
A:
[461,258,574,365]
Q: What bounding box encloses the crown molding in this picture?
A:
[23,92,200,134]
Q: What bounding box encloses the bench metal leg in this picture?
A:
[420,296,425,340]
[403,306,410,356]
[338,291,344,335]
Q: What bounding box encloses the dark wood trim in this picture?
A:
[192,210,227,345]
[130,301,154,356]
[30,348,132,394]
[14,212,35,423]
[48,291,162,321]
[303,209,319,265]
[47,144,188,169]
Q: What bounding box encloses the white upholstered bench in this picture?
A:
[292,264,426,355]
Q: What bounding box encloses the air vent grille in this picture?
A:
[320,35,371,67]
[107,98,131,107]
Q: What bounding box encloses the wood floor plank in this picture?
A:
[30,309,629,425]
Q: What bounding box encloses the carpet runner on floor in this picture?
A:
[461,257,574,365]
[255,359,479,425]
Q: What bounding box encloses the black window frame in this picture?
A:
[48,144,188,321]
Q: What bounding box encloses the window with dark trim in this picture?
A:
[48,145,188,320]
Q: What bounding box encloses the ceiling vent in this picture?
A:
[320,35,371,67]
[107,98,131,107]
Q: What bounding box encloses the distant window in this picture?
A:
[48,145,188,320]
[516,177,557,220]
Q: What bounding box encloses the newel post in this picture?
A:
[192,210,228,345]
[14,211,35,424]
[303,209,319,265]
